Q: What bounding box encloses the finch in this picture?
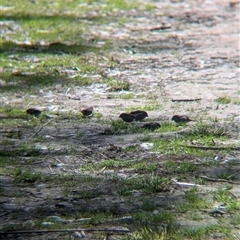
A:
[141,122,161,130]
[130,110,148,115]
[172,115,193,123]
[81,106,93,117]
[119,113,135,122]
[26,108,42,117]
[130,110,148,121]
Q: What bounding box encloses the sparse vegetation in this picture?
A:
[0,0,239,239]
[215,96,231,104]
[105,78,130,91]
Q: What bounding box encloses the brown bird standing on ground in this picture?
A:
[81,106,93,117]
[172,115,193,123]
[26,108,42,117]
[119,113,135,123]
[130,110,148,121]
[130,110,147,115]
[141,122,161,130]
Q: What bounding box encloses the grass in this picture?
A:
[153,121,228,156]
[80,159,158,173]
[117,176,171,196]
[12,169,45,184]
[126,103,163,112]
[105,78,130,91]
[215,96,232,104]
[1,1,239,239]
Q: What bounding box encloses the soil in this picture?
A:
[0,0,240,239]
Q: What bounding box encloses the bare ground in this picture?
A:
[0,0,240,239]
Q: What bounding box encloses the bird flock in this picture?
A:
[26,106,193,132]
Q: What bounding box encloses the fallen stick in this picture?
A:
[180,145,240,151]
[0,228,130,235]
[200,176,240,184]
[171,98,201,102]
[29,119,53,139]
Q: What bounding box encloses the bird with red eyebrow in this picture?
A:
[119,113,136,123]
[172,115,193,123]
[81,106,93,117]
[130,110,148,121]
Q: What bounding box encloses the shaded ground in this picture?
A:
[0,0,240,239]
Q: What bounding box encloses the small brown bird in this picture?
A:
[81,106,93,117]
[26,108,42,117]
[141,122,161,130]
[130,110,147,115]
[130,110,148,121]
[119,113,135,123]
[172,115,193,123]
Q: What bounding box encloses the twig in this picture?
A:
[227,171,240,179]
[1,228,130,235]
[200,176,240,184]
[0,211,14,218]
[29,119,53,139]
[180,145,240,151]
[171,98,201,102]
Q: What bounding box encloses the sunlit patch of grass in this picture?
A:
[213,188,240,211]
[133,211,175,229]
[1,54,100,89]
[126,103,162,112]
[230,214,240,225]
[105,78,130,91]
[12,169,47,184]
[215,96,231,104]
[184,189,210,209]
[107,93,135,99]
[130,227,169,240]
[0,107,26,118]
[156,122,181,133]
[0,157,19,174]
[80,159,158,174]
[110,119,143,134]
[117,176,171,196]
[232,98,240,105]
[191,122,226,138]
[176,225,235,240]
[153,121,229,156]
[153,138,212,156]
[165,160,198,174]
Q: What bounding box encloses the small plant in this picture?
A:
[175,162,198,174]
[182,189,210,210]
[215,96,231,104]
[124,145,137,152]
[110,119,129,132]
[141,199,156,211]
[106,78,130,91]
[213,188,240,211]
[132,162,158,173]
[12,169,44,183]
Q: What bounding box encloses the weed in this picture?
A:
[213,188,240,211]
[129,227,168,240]
[117,176,171,196]
[126,103,162,112]
[165,160,198,174]
[124,145,137,152]
[230,214,240,225]
[105,78,130,91]
[12,169,44,183]
[215,96,231,104]
[141,199,156,211]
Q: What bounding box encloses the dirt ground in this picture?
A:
[1,0,240,239]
